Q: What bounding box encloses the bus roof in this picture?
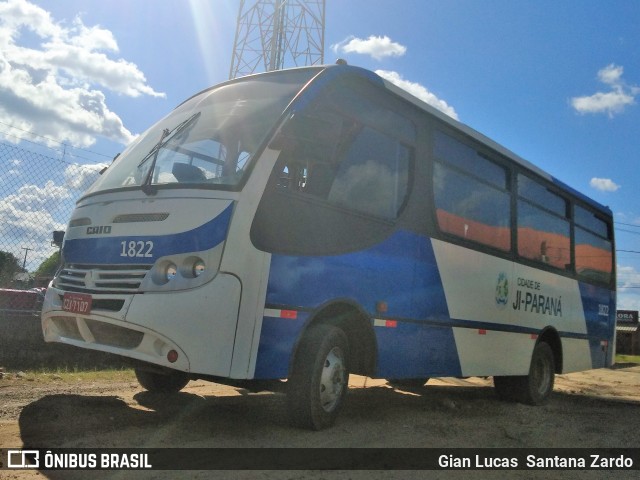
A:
[365,67,612,216]
[185,64,611,216]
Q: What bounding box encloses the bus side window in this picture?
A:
[251,82,417,255]
[274,114,411,220]
[274,154,335,198]
[517,175,570,270]
[574,205,613,285]
[328,126,410,219]
[433,131,511,251]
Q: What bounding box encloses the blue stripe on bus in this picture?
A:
[375,321,462,378]
[256,230,455,378]
[254,312,310,379]
[256,228,616,379]
[373,315,591,340]
[578,281,617,368]
[265,230,449,320]
[63,203,234,264]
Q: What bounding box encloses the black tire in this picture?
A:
[135,368,190,393]
[388,378,430,388]
[494,342,555,405]
[287,324,349,430]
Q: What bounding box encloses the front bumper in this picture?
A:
[41,273,241,376]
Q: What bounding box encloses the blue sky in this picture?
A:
[1,0,639,309]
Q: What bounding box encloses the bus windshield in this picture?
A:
[86,68,321,196]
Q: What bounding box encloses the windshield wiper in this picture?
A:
[139,111,201,195]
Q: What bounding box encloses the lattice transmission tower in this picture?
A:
[229,0,326,79]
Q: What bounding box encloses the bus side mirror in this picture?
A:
[52,230,65,248]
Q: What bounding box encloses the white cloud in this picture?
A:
[590,177,620,192]
[375,70,459,120]
[0,155,106,269]
[332,35,406,61]
[571,90,634,116]
[598,64,624,85]
[4,158,21,177]
[571,64,639,117]
[0,179,70,270]
[0,0,165,148]
[0,180,70,247]
[64,163,108,191]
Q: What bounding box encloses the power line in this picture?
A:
[615,221,640,228]
[0,120,113,161]
[0,131,106,166]
[616,228,640,237]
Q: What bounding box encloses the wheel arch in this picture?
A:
[289,299,377,378]
[538,326,563,374]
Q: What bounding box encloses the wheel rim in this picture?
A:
[319,346,346,412]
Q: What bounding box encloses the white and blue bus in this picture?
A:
[42,64,616,430]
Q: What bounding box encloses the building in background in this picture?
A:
[616,310,639,355]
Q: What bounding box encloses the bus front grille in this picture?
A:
[56,264,152,294]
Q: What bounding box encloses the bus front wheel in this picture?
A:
[287,324,350,430]
[494,341,555,405]
[135,368,190,393]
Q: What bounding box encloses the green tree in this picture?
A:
[0,251,22,287]
[34,251,61,279]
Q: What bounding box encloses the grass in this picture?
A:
[615,354,640,365]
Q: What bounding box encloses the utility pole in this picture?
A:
[21,247,32,270]
[229,0,326,79]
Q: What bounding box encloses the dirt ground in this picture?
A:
[1,365,639,480]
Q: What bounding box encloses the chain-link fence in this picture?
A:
[0,140,106,311]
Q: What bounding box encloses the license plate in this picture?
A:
[62,292,93,315]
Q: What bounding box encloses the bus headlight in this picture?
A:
[145,249,221,291]
[165,263,178,282]
[192,259,206,277]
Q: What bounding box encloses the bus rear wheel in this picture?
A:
[135,368,190,393]
[494,341,555,405]
[287,324,349,430]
